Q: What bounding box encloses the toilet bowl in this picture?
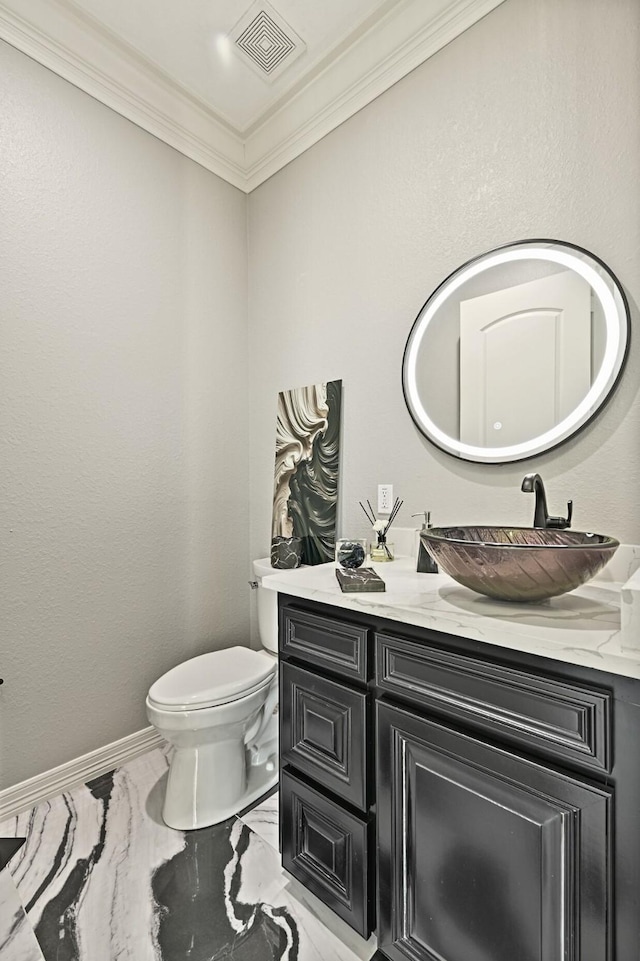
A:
[146,558,280,830]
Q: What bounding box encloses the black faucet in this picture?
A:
[521,473,573,529]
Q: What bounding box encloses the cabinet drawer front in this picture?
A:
[280,663,369,811]
[377,701,612,961]
[281,769,372,938]
[376,632,611,773]
[281,607,369,682]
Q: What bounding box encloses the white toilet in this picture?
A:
[146,558,279,830]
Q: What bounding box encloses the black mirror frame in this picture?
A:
[402,239,631,464]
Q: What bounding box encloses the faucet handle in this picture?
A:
[547,500,573,530]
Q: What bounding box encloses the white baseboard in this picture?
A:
[0,727,164,823]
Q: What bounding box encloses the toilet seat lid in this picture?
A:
[148,647,276,711]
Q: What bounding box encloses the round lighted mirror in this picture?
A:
[402,240,630,463]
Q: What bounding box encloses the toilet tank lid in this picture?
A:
[148,647,276,710]
[253,556,276,578]
[253,556,307,578]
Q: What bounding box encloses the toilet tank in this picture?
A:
[252,557,278,654]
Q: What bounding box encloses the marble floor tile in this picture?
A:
[0,869,45,961]
[0,747,378,961]
[0,749,183,961]
[237,789,279,853]
[231,820,377,961]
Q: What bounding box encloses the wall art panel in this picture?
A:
[272,380,342,566]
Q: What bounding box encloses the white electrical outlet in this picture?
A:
[378,484,393,514]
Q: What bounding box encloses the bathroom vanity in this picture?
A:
[266,557,640,961]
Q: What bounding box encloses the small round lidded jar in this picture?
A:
[335,538,367,569]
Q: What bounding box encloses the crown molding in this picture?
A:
[0,0,505,193]
[243,0,506,190]
[0,0,247,189]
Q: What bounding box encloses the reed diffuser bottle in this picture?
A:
[360,497,403,563]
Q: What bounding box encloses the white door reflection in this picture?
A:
[459,270,593,447]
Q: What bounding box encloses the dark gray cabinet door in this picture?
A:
[280,606,370,682]
[377,701,612,961]
[376,631,612,773]
[280,661,370,810]
[281,769,373,937]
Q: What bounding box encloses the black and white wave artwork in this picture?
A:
[272,380,342,566]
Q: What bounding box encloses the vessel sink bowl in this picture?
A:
[420,526,619,602]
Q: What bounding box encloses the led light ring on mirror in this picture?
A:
[403,241,630,463]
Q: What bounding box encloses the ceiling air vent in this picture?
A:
[230,1,305,82]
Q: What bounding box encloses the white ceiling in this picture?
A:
[64,0,395,132]
[0,0,505,191]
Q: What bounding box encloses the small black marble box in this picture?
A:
[335,567,385,593]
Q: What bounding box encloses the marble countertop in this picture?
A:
[263,551,640,681]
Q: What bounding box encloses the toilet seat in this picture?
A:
[147,647,276,712]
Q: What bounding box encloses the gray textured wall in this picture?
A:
[0,40,250,788]
[2,0,639,791]
[248,0,640,577]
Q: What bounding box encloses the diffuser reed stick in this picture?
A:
[360,501,377,525]
[383,498,403,537]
